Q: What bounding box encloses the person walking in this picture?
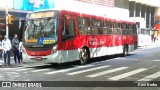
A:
[2,35,11,66]
[12,34,20,65]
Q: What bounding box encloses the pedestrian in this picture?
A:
[154,36,156,42]
[12,34,20,65]
[19,39,23,64]
[2,35,11,66]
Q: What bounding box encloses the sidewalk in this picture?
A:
[0,57,21,67]
[138,41,160,49]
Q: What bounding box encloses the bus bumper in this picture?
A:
[22,51,62,64]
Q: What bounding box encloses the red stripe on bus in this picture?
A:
[26,49,52,56]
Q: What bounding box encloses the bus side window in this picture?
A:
[62,18,76,41]
[104,21,112,35]
[68,19,76,36]
[62,18,67,35]
[113,22,121,35]
[133,24,137,35]
[121,23,127,35]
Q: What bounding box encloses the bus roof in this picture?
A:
[26,9,135,24]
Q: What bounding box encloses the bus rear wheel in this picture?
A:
[79,48,89,65]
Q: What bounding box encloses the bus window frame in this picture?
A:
[77,17,91,35]
[91,18,103,35]
[103,20,112,35]
[62,17,76,41]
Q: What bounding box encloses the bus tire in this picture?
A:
[122,45,128,57]
[79,48,89,65]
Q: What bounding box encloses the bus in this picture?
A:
[22,10,137,65]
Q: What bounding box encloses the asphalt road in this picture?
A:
[0,46,160,90]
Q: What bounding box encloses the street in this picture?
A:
[0,45,160,90]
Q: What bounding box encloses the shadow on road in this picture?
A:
[27,54,135,70]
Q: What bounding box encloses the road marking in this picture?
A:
[44,65,95,75]
[16,67,26,69]
[66,65,110,75]
[152,60,160,62]
[108,68,147,81]
[16,68,32,71]
[0,67,26,71]
[6,72,19,74]
[137,71,160,82]
[86,67,128,78]
[31,69,50,72]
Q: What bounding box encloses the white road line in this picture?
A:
[66,65,110,75]
[16,68,32,71]
[0,67,26,71]
[2,68,15,70]
[152,60,160,62]
[108,68,147,81]
[6,72,19,74]
[137,71,160,82]
[45,65,95,75]
[16,67,26,69]
[31,69,50,73]
[86,67,128,78]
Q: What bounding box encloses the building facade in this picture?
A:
[129,0,160,29]
[0,0,159,39]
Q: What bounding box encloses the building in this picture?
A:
[0,0,54,39]
[0,0,159,39]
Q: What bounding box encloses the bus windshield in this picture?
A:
[24,18,58,45]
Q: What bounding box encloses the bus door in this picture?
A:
[113,22,122,54]
[90,18,104,57]
[61,15,78,61]
[128,24,134,46]
[103,20,112,55]
[121,23,127,46]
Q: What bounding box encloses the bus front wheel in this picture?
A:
[79,48,89,65]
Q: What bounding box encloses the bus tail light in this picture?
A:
[52,45,57,54]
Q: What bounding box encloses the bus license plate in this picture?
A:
[35,57,42,60]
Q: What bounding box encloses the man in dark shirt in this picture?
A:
[12,34,20,65]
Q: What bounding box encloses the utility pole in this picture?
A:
[5,0,9,37]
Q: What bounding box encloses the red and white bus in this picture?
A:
[22,10,138,65]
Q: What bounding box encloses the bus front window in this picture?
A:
[24,18,58,45]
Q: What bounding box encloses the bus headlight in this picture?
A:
[52,45,57,54]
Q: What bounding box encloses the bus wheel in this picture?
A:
[79,48,89,65]
[122,45,128,57]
